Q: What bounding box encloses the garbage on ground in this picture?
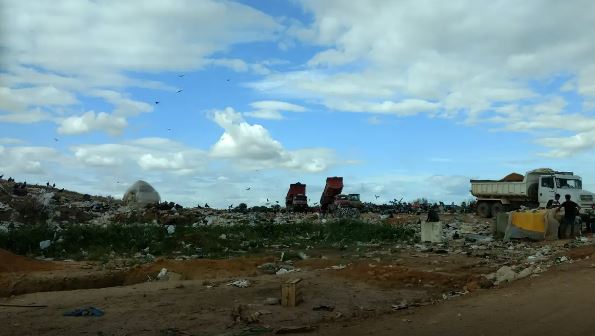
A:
[63,307,105,317]
[39,240,51,250]
[228,279,251,288]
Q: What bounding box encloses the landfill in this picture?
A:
[1,177,594,335]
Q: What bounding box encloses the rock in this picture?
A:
[495,265,517,284]
[517,266,534,279]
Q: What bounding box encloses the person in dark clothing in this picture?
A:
[557,194,580,238]
[547,194,562,209]
[427,205,440,222]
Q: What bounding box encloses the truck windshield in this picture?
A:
[556,178,582,189]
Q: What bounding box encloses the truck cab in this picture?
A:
[538,174,594,217]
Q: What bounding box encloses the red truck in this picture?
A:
[320,177,343,212]
[286,183,308,211]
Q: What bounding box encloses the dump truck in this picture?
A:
[320,177,343,212]
[285,182,308,211]
[470,168,595,222]
[320,177,363,216]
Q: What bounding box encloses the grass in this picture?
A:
[0,219,415,260]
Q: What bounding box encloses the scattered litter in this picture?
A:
[228,279,251,288]
[219,234,227,240]
[157,268,168,280]
[166,225,175,235]
[276,268,290,275]
[63,307,105,317]
[331,264,346,270]
[39,240,51,250]
[391,300,409,311]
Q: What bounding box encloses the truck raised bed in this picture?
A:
[470,168,595,222]
[285,182,308,211]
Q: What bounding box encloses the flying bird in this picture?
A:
[245,187,251,191]
[375,195,380,199]
[266,198,269,202]
[176,89,183,93]
[54,138,59,142]
[154,101,160,104]
[178,74,185,77]
[167,128,172,131]
[226,78,230,82]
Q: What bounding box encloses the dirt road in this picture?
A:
[319,259,595,336]
[2,250,595,335]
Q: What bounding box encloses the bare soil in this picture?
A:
[1,245,593,336]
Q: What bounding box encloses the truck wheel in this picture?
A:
[477,202,491,218]
[491,203,504,217]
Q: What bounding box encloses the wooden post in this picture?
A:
[281,278,302,307]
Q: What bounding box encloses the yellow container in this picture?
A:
[511,210,546,233]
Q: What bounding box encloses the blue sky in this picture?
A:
[1,0,595,207]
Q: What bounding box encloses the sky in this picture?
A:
[1,0,595,208]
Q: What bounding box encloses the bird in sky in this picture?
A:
[266,198,269,202]
[154,101,160,104]
[178,74,185,77]
[245,187,251,191]
[176,89,183,93]
[54,138,59,142]
[375,195,380,199]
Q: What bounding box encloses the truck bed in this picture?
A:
[470,180,528,198]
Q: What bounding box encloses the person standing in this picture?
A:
[557,194,580,238]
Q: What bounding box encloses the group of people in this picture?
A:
[547,193,582,238]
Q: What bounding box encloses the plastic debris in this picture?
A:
[39,240,51,250]
[63,307,105,317]
[166,225,175,235]
[228,279,251,288]
[157,268,168,280]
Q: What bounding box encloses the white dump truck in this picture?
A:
[470,168,595,222]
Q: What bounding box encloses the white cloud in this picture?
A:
[245,100,306,120]
[248,0,595,156]
[0,138,25,145]
[0,109,52,123]
[0,146,61,175]
[72,138,207,174]
[0,0,280,133]
[0,85,78,113]
[210,107,335,172]
[205,58,271,75]
[537,131,595,158]
[58,111,128,135]
[2,0,280,75]
[90,90,153,117]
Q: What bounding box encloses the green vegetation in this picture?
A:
[0,219,415,260]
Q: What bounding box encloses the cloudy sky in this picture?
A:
[1,0,595,207]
